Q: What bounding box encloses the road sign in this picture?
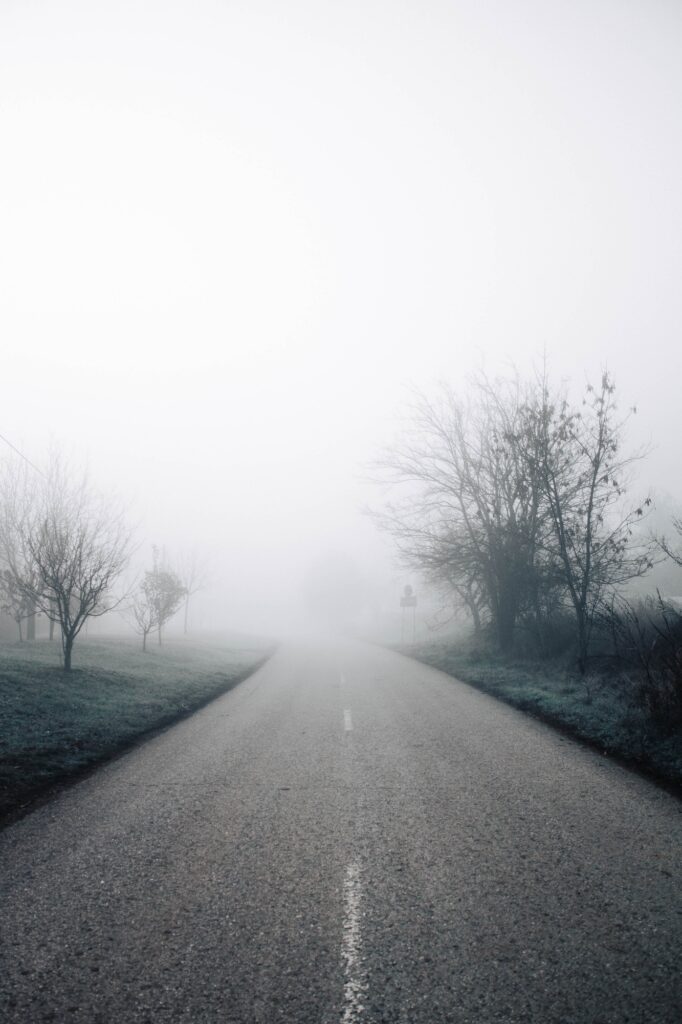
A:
[400,585,417,643]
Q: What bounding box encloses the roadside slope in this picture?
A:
[0,634,273,823]
[396,637,682,791]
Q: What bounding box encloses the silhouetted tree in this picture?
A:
[515,371,654,671]
[372,376,553,651]
[0,460,40,640]
[659,513,682,569]
[16,460,132,670]
[372,369,653,667]
[127,564,185,651]
[0,570,34,640]
[127,575,159,653]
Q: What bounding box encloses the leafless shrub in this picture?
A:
[604,593,682,732]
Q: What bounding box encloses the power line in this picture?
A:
[0,431,45,477]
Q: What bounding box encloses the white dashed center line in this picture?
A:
[343,709,353,732]
[341,859,366,1023]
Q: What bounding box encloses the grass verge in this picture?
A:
[0,633,274,825]
[398,635,682,794]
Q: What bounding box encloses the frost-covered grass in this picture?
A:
[400,635,682,792]
[0,633,273,822]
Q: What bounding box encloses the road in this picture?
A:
[1,640,681,1023]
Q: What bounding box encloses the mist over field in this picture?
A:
[1,0,681,637]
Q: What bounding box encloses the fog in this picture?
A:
[1,0,681,636]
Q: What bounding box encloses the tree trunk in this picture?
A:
[497,614,516,653]
[184,595,189,634]
[576,614,588,675]
[142,630,147,653]
[462,585,482,634]
[49,617,55,641]
[495,584,517,653]
[27,605,36,641]
[63,634,74,672]
[17,619,23,642]
[158,626,162,647]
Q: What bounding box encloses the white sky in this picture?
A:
[1,0,681,630]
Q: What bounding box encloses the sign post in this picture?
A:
[400,585,417,643]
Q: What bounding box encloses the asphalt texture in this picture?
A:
[1,640,681,1024]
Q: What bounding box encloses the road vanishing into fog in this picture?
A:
[1,641,681,1024]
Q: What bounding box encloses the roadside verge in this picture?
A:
[394,639,682,795]
[0,634,274,826]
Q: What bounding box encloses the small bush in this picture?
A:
[515,611,578,660]
[603,595,682,734]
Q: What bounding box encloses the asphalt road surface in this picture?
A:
[1,640,681,1023]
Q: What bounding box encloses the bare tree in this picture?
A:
[125,564,184,651]
[524,371,654,672]
[0,459,41,641]
[17,460,132,670]
[127,576,160,653]
[153,566,186,646]
[177,549,209,634]
[371,369,653,667]
[0,571,33,640]
[371,376,553,651]
[658,514,682,569]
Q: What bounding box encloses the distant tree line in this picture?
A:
[373,369,661,673]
